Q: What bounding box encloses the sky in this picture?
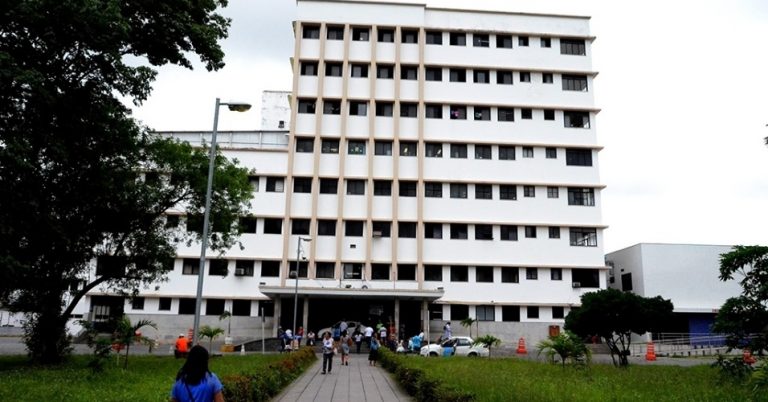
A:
[128,0,768,253]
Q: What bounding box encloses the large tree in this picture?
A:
[0,0,252,363]
[713,245,768,355]
[565,288,674,367]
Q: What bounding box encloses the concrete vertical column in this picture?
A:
[302,296,309,333]
[394,298,400,338]
[273,298,282,337]
[421,299,428,335]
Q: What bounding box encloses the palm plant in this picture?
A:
[113,315,157,369]
[473,334,501,358]
[199,325,225,351]
[460,317,477,338]
[537,331,591,368]
[219,310,232,340]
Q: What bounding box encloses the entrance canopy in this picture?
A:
[259,286,444,300]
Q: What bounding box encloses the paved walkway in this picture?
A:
[273,353,412,402]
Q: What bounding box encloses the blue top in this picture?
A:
[171,372,223,402]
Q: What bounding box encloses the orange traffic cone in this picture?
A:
[645,341,656,361]
[516,337,527,354]
[743,348,757,365]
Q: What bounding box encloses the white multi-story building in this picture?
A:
[77,0,606,346]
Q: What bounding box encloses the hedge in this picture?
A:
[378,349,476,402]
[221,347,316,402]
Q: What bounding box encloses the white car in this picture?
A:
[420,336,489,357]
[317,321,369,338]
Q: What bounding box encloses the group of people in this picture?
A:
[319,328,385,374]
[277,326,319,352]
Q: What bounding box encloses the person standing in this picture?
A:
[296,326,304,347]
[353,331,363,354]
[170,345,224,402]
[277,326,285,353]
[339,319,348,335]
[363,325,374,348]
[284,328,293,352]
[321,332,335,374]
[174,333,189,359]
[307,330,316,346]
[368,335,380,366]
[443,322,452,340]
[340,330,351,366]
[379,325,387,343]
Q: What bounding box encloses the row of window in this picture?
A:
[302,25,587,56]
[297,99,592,128]
[127,296,274,317]
[300,61,589,91]
[433,304,568,322]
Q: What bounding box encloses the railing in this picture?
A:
[159,130,289,150]
[629,332,731,356]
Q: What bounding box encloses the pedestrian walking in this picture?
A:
[443,322,452,340]
[353,331,363,354]
[368,335,380,366]
[364,325,374,347]
[321,332,335,374]
[340,330,351,366]
[277,326,285,353]
[339,319,348,334]
[284,328,293,352]
[170,345,224,402]
[379,325,387,342]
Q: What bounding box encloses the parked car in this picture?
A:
[317,321,369,339]
[420,336,489,357]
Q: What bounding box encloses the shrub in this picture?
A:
[379,349,475,402]
[711,355,754,383]
[222,347,316,402]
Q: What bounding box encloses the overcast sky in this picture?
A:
[129,0,768,253]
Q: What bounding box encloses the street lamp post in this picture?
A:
[292,237,311,349]
[193,98,251,346]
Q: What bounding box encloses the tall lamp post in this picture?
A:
[193,98,251,345]
[292,237,311,348]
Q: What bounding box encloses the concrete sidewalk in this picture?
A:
[273,353,412,402]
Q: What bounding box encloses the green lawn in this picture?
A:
[0,353,286,401]
[395,356,764,402]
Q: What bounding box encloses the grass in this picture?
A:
[0,353,287,401]
[393,356,766,402]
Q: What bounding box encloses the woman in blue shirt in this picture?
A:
[170,345,224,402]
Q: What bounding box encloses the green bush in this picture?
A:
[379,349,475,402]
[221,347,316,402]
[711,355,754,383]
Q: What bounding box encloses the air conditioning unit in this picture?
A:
[235,268,246,276]
[572,282,581,288]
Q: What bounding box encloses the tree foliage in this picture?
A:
[199,325,225,352]
[537,331,591,368]
[473,334,501,358]
[460,317,477,339]
[565,288,673,367]
[113,316,156,369]
[0,0,246,363]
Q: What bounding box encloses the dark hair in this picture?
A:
[176,345,210,385]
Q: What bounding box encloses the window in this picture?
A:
[450,183,467,199]
[349,101,368,116]
[398,264,416,280]
[564,111,591,128]
[293,177,312,193]
[474,145,491,159]
[378,28,394,42]
[551,268,563,281]
[547,187,559,199]
[343,263,363,279]
[263,218,282,234]
[345,220,364,237]
[425,104,443,118]
[475,184,492,200]
[159,297,172,311]
[501,267,519,283]
[451,266,468,282]
[425,143,443,158]
[449,105,466,120]
[399,181,417,197]
[266,177,284,192]
[523,186,535,198]
[352,27,369,41]
[373,180,392,196]
[400,141,417,157]
[500,225,518,241]
[561,39,586,55]
[325,62,343,77]
[166,214,181,228]
[261,261,280,277]
[350,63,368,78]
[518,36,529,46]
[475,224,493,240]
[552,306,565,319]
[473,33,490,47]
[376,102,394,117]
[496,71,514,86]
[318,220,336,236]
[473,69,490,84]
[541,37,552,48]
[449,32,466,46]
[522,147,534,158]
[346,179,365,195]
[450,144,467,159]
[474,107,490,121]
[476,266,493,283]
[450,224,468,239]
[425,67,442,81]
[570,228,598,247]
[319,178,338,194]
[400,103,418,118]
[451,305,469,320]
[292,219,310,235]
[543,73,554,84]
[573,268,600,287]
[498,107,515,121]
[519,71,531,83]
[499,145,515,160]
[549,227,561,239]
[302,25,320,39]
[348,140,366,155]
[371,264,390,280]
[375,141,392,156]
[321,139,339,154]
[425,223,443,239]
[298,99,316,114]
[226,299,250,317]
[502,306,520,321]
[401,65,418,80]
[426,30,443,45]
[323,100,341,115]
[562,74,588,91]
[402,29,418,44]
[398,222,417,238]
[372,221,391,237]
[209,259,228,276]
[525,226,537,238]
[526,267,538,280]
[545,147,557,159]
[500,185,517,201]
[131,297,144,310]
[497,34,513,48]
[239,216,257,233]
[565,149,593,166]
[621,273,633,291]
[425,265,443,281]
[327,25,344,40]
[521,108,532,119]
[377,64,394,79]
[527,306,540,319]
[295,138,313,153]
[178,298,196,315]
[300,61,318,76]
[568,188,595,206]
[476,305,495,321]
[449,68,466,83]
[425,182,443,198]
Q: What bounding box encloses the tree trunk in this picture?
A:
[24,290,71,364]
